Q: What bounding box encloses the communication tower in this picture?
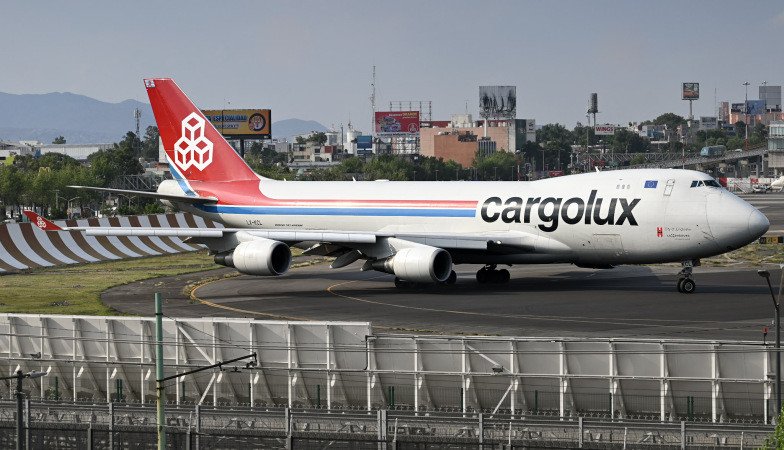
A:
[134,108,142,158]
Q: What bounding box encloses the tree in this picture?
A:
[652,113,686,133]
[141,126,160,160]
[307,132,328,146]
[760,406,784,449]
[52,136,66,144]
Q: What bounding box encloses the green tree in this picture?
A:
[652,113,686,133]
[52,136,66,144]
[472,150,517,181]
[141,126,160,160]
[761,407,784,449]
[307,132,328,146]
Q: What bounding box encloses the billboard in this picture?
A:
[588,93,598,114]
[700,116,718,130]
[731,103,745,112]
[356,135,373,149]
[682,82,699,100]
[202,109,271,138]
[375,111,420,136]
[760,85,782,110]
[594,125,615,135]
[745,100,766,115]
[479,86,516,119]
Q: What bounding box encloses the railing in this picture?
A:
[0,400,774,449]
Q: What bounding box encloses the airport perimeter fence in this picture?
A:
[0,399,774,449]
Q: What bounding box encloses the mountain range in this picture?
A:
[0,91,326,144]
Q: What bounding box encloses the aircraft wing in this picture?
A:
[66,185,218,205]
[22,210,560,254]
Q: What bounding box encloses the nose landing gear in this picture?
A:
[676,260,699,294]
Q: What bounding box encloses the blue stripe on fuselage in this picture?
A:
[167,162,198,196]
[195,204,476,217]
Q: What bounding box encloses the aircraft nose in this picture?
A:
[748,208,769,241]
[706,192,768,250]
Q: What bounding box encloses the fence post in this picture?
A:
[25,398,30,450]
[378,409,387,446]
[578,416,583,448]
[195,404,201,450]
[478,413,484,446]
[681,420,686,450]
[109,402,114,450]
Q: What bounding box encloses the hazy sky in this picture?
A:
[3,1,784,132]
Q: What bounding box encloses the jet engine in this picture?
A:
[214,239,291,276]
[371,246,452,283]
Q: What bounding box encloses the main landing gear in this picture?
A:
[476,265,510,284]
[676,260,699,294]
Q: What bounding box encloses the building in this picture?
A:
[0,140,113,165]
[420,116,535,167]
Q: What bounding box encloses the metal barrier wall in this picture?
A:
[0,314,778,424]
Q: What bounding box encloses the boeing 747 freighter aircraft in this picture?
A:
[27,78,770,293]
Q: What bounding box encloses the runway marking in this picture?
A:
[326,278,761,335]
[189,264,319,321]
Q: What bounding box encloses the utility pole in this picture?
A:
[156,293,165,450]
[744,82,750,151]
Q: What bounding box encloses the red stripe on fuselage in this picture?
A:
[188,180,478,209]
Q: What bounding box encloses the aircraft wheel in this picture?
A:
[394,277,407,289]
[680,278,696,294]
[446,270,457,285]
[476,269,489,283]
[498,269,510,283]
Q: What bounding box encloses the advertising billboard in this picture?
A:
[700,116,718,130]
[479,86,517,119]
[682,82,699,100]
[356,135,373,149]
[594,125,615,135]
[202,109,271,138]
[375,111,420,136]
[731,103,745,112]
[745,100,766,115]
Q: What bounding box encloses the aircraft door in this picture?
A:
[663,179,675,196]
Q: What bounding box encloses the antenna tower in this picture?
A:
[370,66,376,139]
[134,108,142,158]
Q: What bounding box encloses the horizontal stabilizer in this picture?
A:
[67,185,218,205]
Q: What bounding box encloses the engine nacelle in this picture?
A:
[372,246,452,283]
[214,239,291,276]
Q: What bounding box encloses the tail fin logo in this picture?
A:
[36,216,48,229]
[174,113,214,172]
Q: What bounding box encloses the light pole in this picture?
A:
[759,268,783,418]
[0,370,46,450]
[744,81,750,151]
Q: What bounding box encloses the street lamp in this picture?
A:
[759,268,783,418]
[744,81,750,151]
[0,370,46,450]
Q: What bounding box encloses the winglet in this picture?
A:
[23,211,64,231]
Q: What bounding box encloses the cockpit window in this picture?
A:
[691,180,721,188]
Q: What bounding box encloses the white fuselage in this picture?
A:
[165,169,767,266]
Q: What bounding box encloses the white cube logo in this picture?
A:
[174,113,213,172]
